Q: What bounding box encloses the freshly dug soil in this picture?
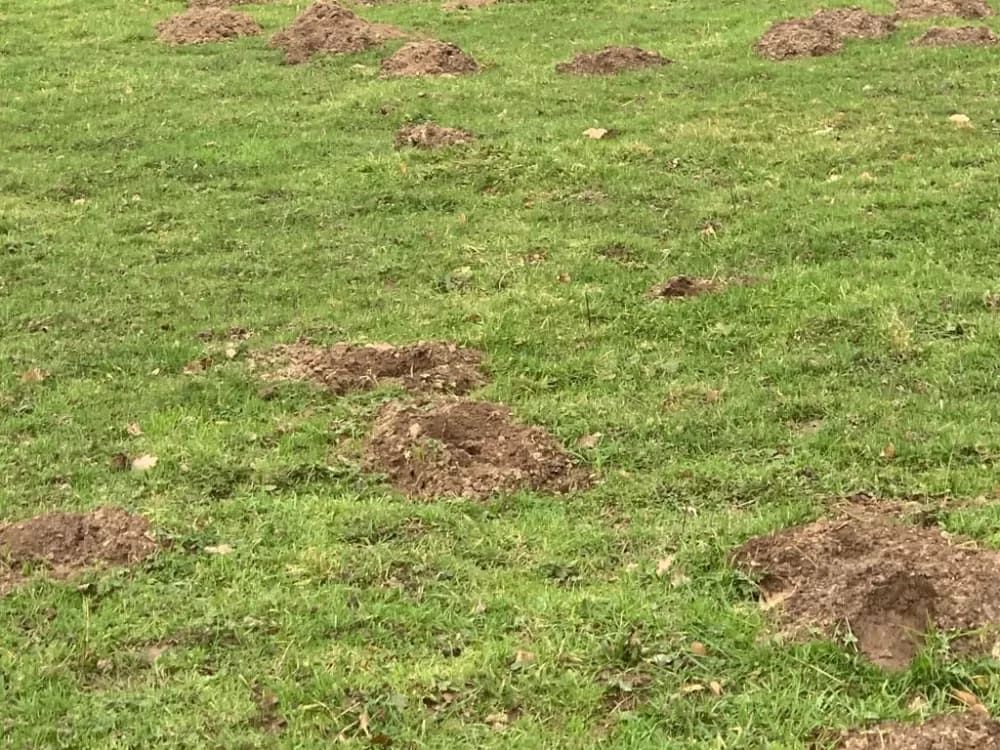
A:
[755,19,845,59]
[254,341,487,395]
[809,7,897,38]
[895,0,994,20]
[381,40,480,77]
[0,507,157,595]
[829,713,1000,749]
[395,123,475,149]
[156,7,262,45]
[647,275,721,299]
[269,1,405,64]
[363,398,591,499]
[733,502,1000,670]
[912,25,999,44]
[555,46,670,75]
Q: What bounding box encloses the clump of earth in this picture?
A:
[0,507,157,595]
[269,1,405,64]
[363,398,592,499]
[156,7,262,45]
[912,25,999,44]
[732,500,1000,670]
[381,40,480,77]
[555,46,670,75]
[830,713,1000,749]
[647,275,757,299]
[253,341,488,395]
[895,0,995,20]
[810,7,898,38]
[755,7,896,60]
[395,123,475,149]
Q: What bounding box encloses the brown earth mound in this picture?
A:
[755,19,845,59]
[895,0,994,20]
[363,398,591,499]
[733,502,1000,670]
[555,46,670,75]
[829,713,1000,749]
[254,341,487,395]
[0,507,157,595]
[912,24,999,44]
[380,40,480,77]
[156,7,262,45]
[395,123,475,149]
[810,7,898,38]
[647,275,721,299]
[269,1,405,64]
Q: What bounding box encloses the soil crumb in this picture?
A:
[555,46,670,75]
[156,7,262,45]
[895,0,995,20]
[381,40,480,77]
[755,19,845,59]
[0,507,157,595]
[732,501,1000,670]
[269,1,405,64]
[912,24,999,44]
[363,398,592,499]
[830,713,1000,749]
[254,341,487,395]
[395,122,475,149]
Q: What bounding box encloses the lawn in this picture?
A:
[3,0,1000,747]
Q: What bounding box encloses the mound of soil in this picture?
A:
[830,713,1000,749]
[755,19,845,59]
[156,7,262,45]
[912,24,999,44]
[647,275,721,299]
[395,123,475,149]
[732,502,1000,670]
[255,341,487,395]
[363,398,591,499]
[810,7,897,38]
[269,1,404,64]
[380,40,480,77]
[895,0,994,20]
[555,46,670,75]
[0,507,157,595]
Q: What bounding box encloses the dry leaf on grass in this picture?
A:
[690,641,708,657]
[20,368,49,383]
[950,113,973,129]
[576,433,602,449]
[130,454,158,472]
[205,544,234,555]
[952,689,989,715]
[655,557,675,577]
[125,422,143,437]
[583,127,610,140]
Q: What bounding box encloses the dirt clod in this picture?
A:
[269,1,404,64]
[895,0,994,20]
[830,713,1000,749]
[755,19,845,59]
[254,341,487,395]
[733,502,1000,670]
[0,507,157,595]
[156,8,262,45]
[381,40,479,77]
[395,123,475,149]
[912,25,999,44]
[555,46,670,75]
[363,398,591,499]
[647,275,721,299]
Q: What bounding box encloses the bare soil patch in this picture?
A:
[828,713,1000,749]
[395,123,475,149]
[269,1,405,64]
[755,19,845,59]
[810,7,897,38]
[156,8,262,45]
[912,25,999,44]
[732,501,1000,670]
[363,398,591,499]
[381,40,480,77]
[0,507,157,595]
[647,275,721,299]
[555,46,670,75]
[254,341,487,395]
[895,0,994,20]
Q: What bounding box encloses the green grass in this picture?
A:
[4,0,1000,746]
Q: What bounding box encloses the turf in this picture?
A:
[3,0,1000,747]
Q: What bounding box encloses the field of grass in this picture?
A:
[4,0,1000,746]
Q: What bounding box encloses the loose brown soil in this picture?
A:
[912,25,999,44]
[732,502,1000,670]
[395,123,475,149]
[363,398,591,499]
[555,46,670,75]
[254,341,488,395]
[810,7,897,38]
[755,19,845,60]
[828,713,1000,749]
[647,275,722,299]
[269,1,405,64]
[0,507,157,595]
[895,0,995,20]
[380,40,480,77]
[156,8,262,45]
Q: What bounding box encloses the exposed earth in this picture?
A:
[555,46,670,75]
[395,123,476,149]
[829,713,1000,749]
[755,19,845,60]
[380,40,480,77]
[894,0,995,20]
[156,7,262,45]
[912,25,999,44]
[647,275,722,299]
[269,0,405,64]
